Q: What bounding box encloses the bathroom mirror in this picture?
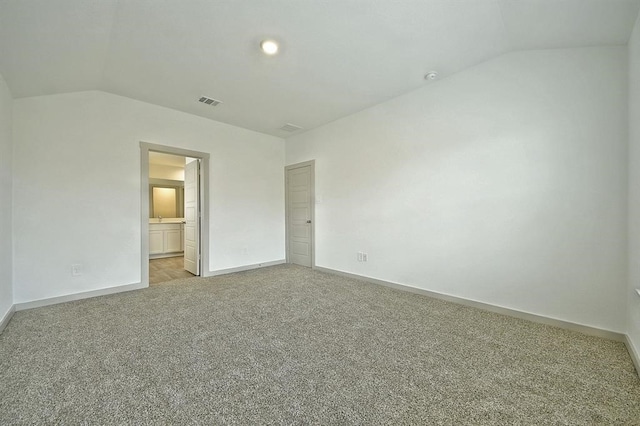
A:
[149,179,184,218]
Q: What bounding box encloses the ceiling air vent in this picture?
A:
[280,123,303,132]
[198,96,222,106]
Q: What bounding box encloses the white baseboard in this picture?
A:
[625,335,640,377]
[0,304,15,334]
[207,259,286,277]
[314,266,626,342]
[149,253,183,259]
[13,260,286,312]
[15,282,148,311]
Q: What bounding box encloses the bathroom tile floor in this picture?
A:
[149,256,195,285]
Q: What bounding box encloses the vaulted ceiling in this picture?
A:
[1,0,639,137]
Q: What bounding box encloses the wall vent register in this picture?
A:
[280,123,303,132]
[198,96,222,106]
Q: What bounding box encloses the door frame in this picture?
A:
[140,142,211,285]
[285,160,315,268]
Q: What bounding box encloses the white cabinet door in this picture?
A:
[165,229,182,253]
[149,230,164,254]
[150,223,184,256]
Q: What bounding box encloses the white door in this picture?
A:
[184,159,200,275]
[286,163,313,267]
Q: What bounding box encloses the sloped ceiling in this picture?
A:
[1,0,639,137]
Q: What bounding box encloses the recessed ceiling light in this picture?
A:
[260,40,279,55]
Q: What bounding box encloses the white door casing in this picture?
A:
[286,161,314,267]
[184,159,200,275]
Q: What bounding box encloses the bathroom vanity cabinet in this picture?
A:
[149,222,184,257]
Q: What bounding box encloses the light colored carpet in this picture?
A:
[1,264,639,424]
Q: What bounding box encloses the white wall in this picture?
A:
[287,47,628,332]
[628,15,640,360]
[0,73,13,321]
[13,90,285,303]
[149,163,184,181]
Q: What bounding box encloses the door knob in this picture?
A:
[306,220,311,223]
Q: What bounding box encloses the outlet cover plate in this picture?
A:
[71,264,83,276]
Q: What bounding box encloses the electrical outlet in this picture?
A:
[357,252,363,262]
[71,264,83,276]
[362,253,368,262]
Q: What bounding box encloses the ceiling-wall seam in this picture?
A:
[495,0,514,53]
[630,8,640,45]
[97,0,122,93]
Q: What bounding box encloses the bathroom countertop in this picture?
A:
[149,218,185,224]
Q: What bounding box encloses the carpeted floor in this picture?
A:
[1,265,639,424]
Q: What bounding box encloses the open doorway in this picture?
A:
[140,142,210,286]
[148,152,192,284]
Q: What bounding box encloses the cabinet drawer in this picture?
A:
[149,223,181,231]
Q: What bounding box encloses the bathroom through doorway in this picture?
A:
[140,142,210,286]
